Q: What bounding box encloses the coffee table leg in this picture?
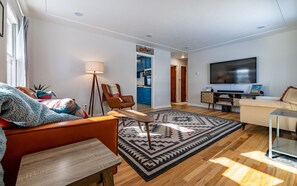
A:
[122,117,126,127]
[137,121,144,132]
[101,168,114,186]
[144,122,152,149]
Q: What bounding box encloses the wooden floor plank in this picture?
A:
[114,105,297,186]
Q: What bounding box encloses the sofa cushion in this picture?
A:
[256,96,280,101]
[281,86,297,105]
[291,103,297,111]
[239,99,292,109]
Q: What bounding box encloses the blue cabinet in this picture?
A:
[137,57,151,72]
[137,87,143,103]
[137,87,151,105]
[145,57,151,69]
[137,60,144,72]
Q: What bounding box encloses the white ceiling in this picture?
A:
[20,0,297,55]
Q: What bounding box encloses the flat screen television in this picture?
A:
[210,57,257,84]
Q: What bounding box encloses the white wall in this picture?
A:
[154,49,171,108]
[0,0,7,83]
[28,18,171,114]
[188,29,297,107]
[171,58,187,102]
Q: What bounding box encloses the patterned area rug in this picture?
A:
[118,110,242,181]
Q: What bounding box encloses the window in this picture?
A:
[6,4,18,86]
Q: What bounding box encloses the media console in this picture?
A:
[200,91,263,112]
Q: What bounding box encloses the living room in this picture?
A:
[0,0,297,185]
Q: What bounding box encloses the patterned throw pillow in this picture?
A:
[108,84,124,102]
[109,84,120,97]
[39,99,88,118]
[36,90,56,99]
[280,86,297,105]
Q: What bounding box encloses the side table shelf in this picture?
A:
[269,109,297,159]
[272,137,297,158]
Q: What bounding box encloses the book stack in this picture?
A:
[216,101,232,105]
[219,94,230,98]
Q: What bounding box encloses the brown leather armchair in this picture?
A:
[101,84,135,110]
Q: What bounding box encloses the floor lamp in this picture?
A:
[85,61,105,116]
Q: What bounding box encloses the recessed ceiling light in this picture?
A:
[74,12,83,16]
[146,34,153,38]
[257,25,266,29]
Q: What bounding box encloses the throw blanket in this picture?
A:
[0,83,79,126]
[0,83,79,185]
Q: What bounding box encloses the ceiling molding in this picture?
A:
[189,26,288,53]
[21,0,297,54]
[45,12,185,53]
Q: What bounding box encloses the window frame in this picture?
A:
[6,3,18,86]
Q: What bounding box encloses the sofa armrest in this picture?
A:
[2,116,118,186]
[4,116,116,135]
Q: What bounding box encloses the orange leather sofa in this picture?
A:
[1,116,118,186]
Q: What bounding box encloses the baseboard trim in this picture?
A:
[187,103,208,108]
[153,105,172,109]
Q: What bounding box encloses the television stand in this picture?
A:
[200,91,263,112]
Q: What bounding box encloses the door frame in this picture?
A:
[171,65,177,103]
[180,65,187,102]
[135,52,155,109]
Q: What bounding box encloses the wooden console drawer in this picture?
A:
[201,92,214,104]
[233,98,240,106]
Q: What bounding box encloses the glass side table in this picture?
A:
[268,109,297,159]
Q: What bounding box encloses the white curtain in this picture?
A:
[16,16,29,87]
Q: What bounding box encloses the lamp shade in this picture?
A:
[85,61,104,74]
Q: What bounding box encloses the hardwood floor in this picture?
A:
[114,105,297,186]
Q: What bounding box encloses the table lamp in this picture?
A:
[85,61,105,116]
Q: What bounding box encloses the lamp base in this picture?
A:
[88,73,104,117]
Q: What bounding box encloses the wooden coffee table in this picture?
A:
[107,110,154,149]
[16,138,121,186]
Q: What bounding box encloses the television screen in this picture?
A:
[210,57,257,84]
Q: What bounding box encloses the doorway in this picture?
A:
[170,57,188,104]
[181,66,187,102]
[136,54,152,111]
